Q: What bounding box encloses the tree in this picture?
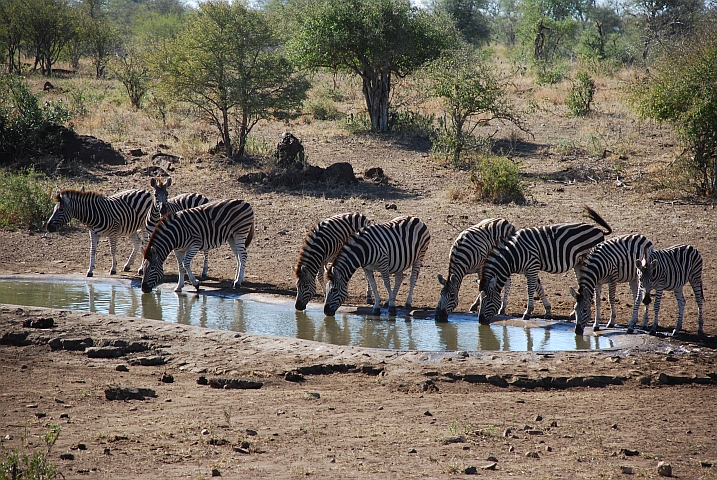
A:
[0,0,25,73]
[78,0,118,78]
[425,48,526,166]
[628,0,702,63]
[628,18,717,196]
[110,40,151,108]
[22,0,76,76]
[289,0,455,132]
[433,0,491,46]
[163,0,309,157]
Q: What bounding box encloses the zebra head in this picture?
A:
[150,177,172,215]
[570,286,592,335]
[435,273,461,322]
[323,268,348,317]
[637,257,658,305]
[141,247,165,293]
[477,276,502,324]
[294,264,317,311]
[45,189,73,233]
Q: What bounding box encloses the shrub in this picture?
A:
[304,97,342,121]
[0,169,55,230]
[567,71,595,116]
[470,155,526,204]
[0,76,72,163]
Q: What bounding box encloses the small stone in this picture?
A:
[103,448,111,455]
[611,423,619,429]
[34,412,47,419]
[523,424,533,430]
[211,468,221,476]
[657,461,672,477]
[486,456,498,462]
[621,466,634,474]
[129,406,137,412]
[482,462,497,470]
[550,421,558,427]
[508,445,515,452]
[535,415,543,422]
[77,443,87,450]
[197,376,208,385]
[305,392,320,400]
[424,410,432,416]
[26,404,38,409]
[503,428,511,437]
[4,434,12,440]
[464,466,477,475]
[686,429,692,434]
[54,397,64,404]
[233,447,250,454]
[164,398,172,402]
[378,406,384,411]
[276,410,285,415]
[701,461,713,468]
[620,448,640,457]
[160,373,174,383]
[201,429,210,436]
[408,448,417,454]
[525,451,540,459]
[246,429,258,436]
[59,453,74,460]
[527,430,544,436]
[545,446,552,452]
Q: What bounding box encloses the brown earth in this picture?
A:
[2,79,717,478]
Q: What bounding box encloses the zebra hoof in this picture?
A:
[372,308,381,315]
[593,325,601,332]
[174,287,183,293]
[648,329,657,336]
[123,266,131,272]
[388,307,397,316]
[404,303,412,310]
[543,313,553,320]
[670,329,680,337]
[698,329,705,336]
[109,270,116,275]
[137,269,144,276]
[86,272,93,278]
[626,328,634,334]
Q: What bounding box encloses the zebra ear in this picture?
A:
[165,177,172,188]
[569,287,579,301]
[150,178,157,188]
[80,185,85,192]
[437,274,446,286]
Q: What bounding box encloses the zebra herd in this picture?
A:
[45,178,705,337]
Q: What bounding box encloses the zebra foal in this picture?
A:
[141,199,254,293]
[435,218,516,322]
[294,213,372,311]
[143,177,210,279]
[45,188,153,277]
[569,234,653,334]
[627,244,704,336]
[477,206,612,326]
[324,216,430,317]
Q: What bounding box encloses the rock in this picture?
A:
[463,466,477,475]
[211,468,221,476]
[482,462,497,470]
[284,371,304,382]
[275,132,305,167]
[620,466,634,474]
[701,461,713,468]
[76,444,87,450]
[508,445,515,453]
[233,447,250,454]
[43,81,55,91]
[104,386,157,401]
[116,365,129,372]
[246,429,258,436]
[103,448,111,455]
[550,421,558,427]
[22,317,55,329]
[49,338,93,351]
[160,373,174,383]
[324,162,357,184]
[85,346,125,358]
[34,412,47,419]
[201,429,210,435]
[60,453,74,460]
[486,456,498,462]
[620,448,640,457]
[60,130,126,165]
[503,428,511,437]
[364,167,385,180]
[4,434,12,440]
[535,414,543,422]
[1,332,30,346]
[657,461,672,477]
[197,376,208,385]
[385,203,397,210]
[424,410,433,416]
[59,413,69,419]
[129,148,146,157]
[408,448,417,454]
[305,392,321,400]
[130,355,166,366]
[525,451,540,459]
[208,378,263,389]
[26,404,38,409]
[545,446,552,452]
[442,436,465,444]
[527,430,544,436]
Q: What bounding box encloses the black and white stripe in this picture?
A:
[324,216,430,316]
[141,199,255,293]
[628,244,704,336]
[294,213,372,311]
[569,234,653,334]
[435,218,516,322]
[143,178,210,278]
[477,206,612,324]
[46,188,153,277]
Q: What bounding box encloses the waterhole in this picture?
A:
[0,276,619,351]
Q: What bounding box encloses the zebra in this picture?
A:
[45,188,153,277]
[627,244,704,336]
[477,206,612,325]
[142,177,211,279]
[435,218,516,322]
[141,199,255,293]
[569,234,654,334]
[294,213,373,311]
[324,216,430,317]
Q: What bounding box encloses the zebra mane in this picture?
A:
[144,211,176,257]
[294,222,323,278]
[54,188,103,202]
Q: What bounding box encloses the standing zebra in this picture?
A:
[569,234,654,334]
[141,199,254,293]
[627,244,704,336]
[324,216,430,316]
[435,218,517,322]
[477,206,612,325]
[294,213,372,311]
[46,188,153,277]
[143,177,211,279]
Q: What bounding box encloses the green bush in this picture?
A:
[0,425,61,480]
[567,71,595,116]
[0,169,55,230]
[304,97,342,121]
[0,76,72,163]
[388,110,435,138]
[470,155,526,204]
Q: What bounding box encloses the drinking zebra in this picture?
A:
[141,199,255,293]
[627,244,704,336]
[477,206,612,325]
[45,188,153,277]
[294,213,373,311]
[569,234,654,334]
[324,216,430,316]
[435,218,517,322]
[143,177,210,279]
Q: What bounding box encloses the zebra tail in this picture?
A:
[582,205,612,236]
[246,221,255,249]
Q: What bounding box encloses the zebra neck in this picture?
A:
[332,245,365,282]
[70,194,110,228]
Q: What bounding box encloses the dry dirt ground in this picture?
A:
[2,85,717,478]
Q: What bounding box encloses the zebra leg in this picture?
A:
[107,235,119,275]
[522,271,540,320]
[363,268,374,305]
[649,290,664,335]
[366,271,383,315]
[641,291,650,330]
[174,250,187,292]
[498,277,511,316]
[626,286,644,334]
[182,247,201,292]
[200,250,209,280]
[87,230,100,277]
[387,271,405,315]
[405,261,422,310]
[672,287,685,336]
[534,276,551,319]
[229,236,249,289]
[592,283,603,331]
[124,231,142,272]
[693,280,704,335]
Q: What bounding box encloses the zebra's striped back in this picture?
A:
[572,234,653,332]
[478,207,611,323]
[324,216,430,315]
[146,193,210,241]
[141,199,254,292]
[294,213,370,310]
[435,218,516,321]
[633,244,704,335]
[47,188,153,236]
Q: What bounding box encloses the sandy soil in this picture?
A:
[2,91,717,478]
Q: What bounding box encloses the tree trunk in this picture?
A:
[361,68,391,132]
[221,107,233,157]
